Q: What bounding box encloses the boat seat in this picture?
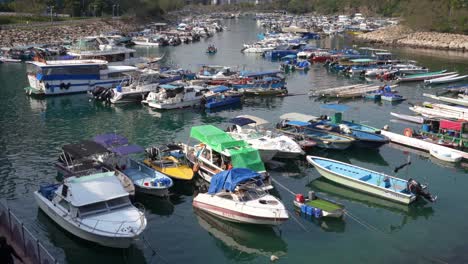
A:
[359,175,372,181]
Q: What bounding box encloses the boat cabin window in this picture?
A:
[130,52,134,58]
[44,66,100,76]
[106,196,131,209]
[78,202,108,217]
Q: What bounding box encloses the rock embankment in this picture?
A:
[356,25,468,51]
[0,18,139,47]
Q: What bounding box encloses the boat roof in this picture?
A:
[320,104,350,112]
[280,112,318,122]
[159,84,182,89]
[237,115,269,126]
[62,140,110,159]
[107,66,137,73]
[65,171,128,207]
[208,168,262,194]
[286,120,310,127]
[212,86,230,93]
[28,59,108,67]
[93,133,128,148]
[350,58,376,63]
[240,70,281,78]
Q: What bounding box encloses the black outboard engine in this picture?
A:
[407,178,437,202]
[145,147,159,160]
[92,86,106,98]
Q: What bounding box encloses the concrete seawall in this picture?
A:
[355,25,468,52]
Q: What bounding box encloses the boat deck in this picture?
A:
[306,199,343,211]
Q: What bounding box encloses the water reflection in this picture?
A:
[309,178,434,225]
[36,210,147,264]
[294,210,346,233]
[194,209,287,260]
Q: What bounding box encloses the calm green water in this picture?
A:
[1,18,468,264]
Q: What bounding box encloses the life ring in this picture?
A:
[192,163,200,173]
[404,128,413,137]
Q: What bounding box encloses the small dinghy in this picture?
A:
[429,148,462,163]
[293,191,344,218]
[193,168,289,225]
[206,45,217,54]
[306,156,436,204]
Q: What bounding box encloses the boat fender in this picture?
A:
[404,128,413,137]
[314,209,323,219]
[295,194,305,203]
[300,204,307,214]
[192,163,200,173]
[306,205,314,215]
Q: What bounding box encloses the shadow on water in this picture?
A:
[308,178,434,228]
[294,210,346,233]
[36,210,147,264]
[306,146,389,167]
[134,194,175,216]
[194,208,287,261]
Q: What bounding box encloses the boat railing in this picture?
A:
[74,205,146,237]
[0,200,59,263]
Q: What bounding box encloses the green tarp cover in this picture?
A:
[190,125,265,172]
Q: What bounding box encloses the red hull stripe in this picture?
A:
[193,200,288,222]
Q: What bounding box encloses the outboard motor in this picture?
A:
[91,86,106,98]
[145,147,159,160]
[407,178,437,202]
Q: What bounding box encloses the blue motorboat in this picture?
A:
[204,86,242,109]
[93,134,173,196]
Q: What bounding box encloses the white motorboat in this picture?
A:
[145,83,207,110]
[35,171,147,248]
[182,125,273,190]
[25,59,137,96]
[196,65,239,80]
[390,112,425,124]
[107,70,161,104]
[227,115,304,161]
[193,168,288,225]
[132,36,161,47]
[429,148,462,163]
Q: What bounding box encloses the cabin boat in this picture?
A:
[94,134,173,196]
[197,65,239,80]
[227,115,304,160]
[67,36,145,66]
[182,125,272,190]
[306,156,436,204]
[144,84,207,109]
[193,168,288,225]
[143,144,194,181]
[420,119,468,149]
[35,172,147,248]
[25,59,137,96]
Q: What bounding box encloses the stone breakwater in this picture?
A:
[356,25,468,51]
[0,18,139,47]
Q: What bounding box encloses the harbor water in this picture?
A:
[1,18,468,263]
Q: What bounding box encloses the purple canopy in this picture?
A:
[110,145,144,156]
[93,134,129,148]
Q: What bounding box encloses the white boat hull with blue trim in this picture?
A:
[306,156,416,204]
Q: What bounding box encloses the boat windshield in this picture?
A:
[237,188,267,201]
[78,196,131,218]
[26,64,41,75]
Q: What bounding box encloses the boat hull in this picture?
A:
[147,99,201,109]
[306,157,414,204]
[193,200,287,225]
[35,192,135,248]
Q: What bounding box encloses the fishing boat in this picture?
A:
[206,45,218,54]
[144,84,207,110]
[35,172,147,248]
[203,86,242,109]
[429,148,462,163]
[390,112,425,124]
[94,134,173,196]
[193,168,289,225]
[227,115,304,160]
[182,125,272,190]
[396,70,454,83]
[143,144,194,181]
[319,105,381,134]
[419,118,468,148]
[425,74,468,85]
[306,156,436,204]
[293,191,344,218]
[277,114,355,150]
[24,59,137,96]
[423,93,468,107]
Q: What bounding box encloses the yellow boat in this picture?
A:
[143,145,194,181]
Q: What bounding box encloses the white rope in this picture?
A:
[271,178,296,197]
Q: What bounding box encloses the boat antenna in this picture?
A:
[393,155,411,173]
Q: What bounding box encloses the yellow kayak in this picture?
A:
[143,157,194,181]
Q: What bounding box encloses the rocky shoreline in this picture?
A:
[0,18,140,47]
[355,25,468,52]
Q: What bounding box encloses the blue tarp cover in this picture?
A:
[286,120,310,127]
[320,104,350,112]
[212,86,230,93]
[159,84,180,89]
[208,168,261,194]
